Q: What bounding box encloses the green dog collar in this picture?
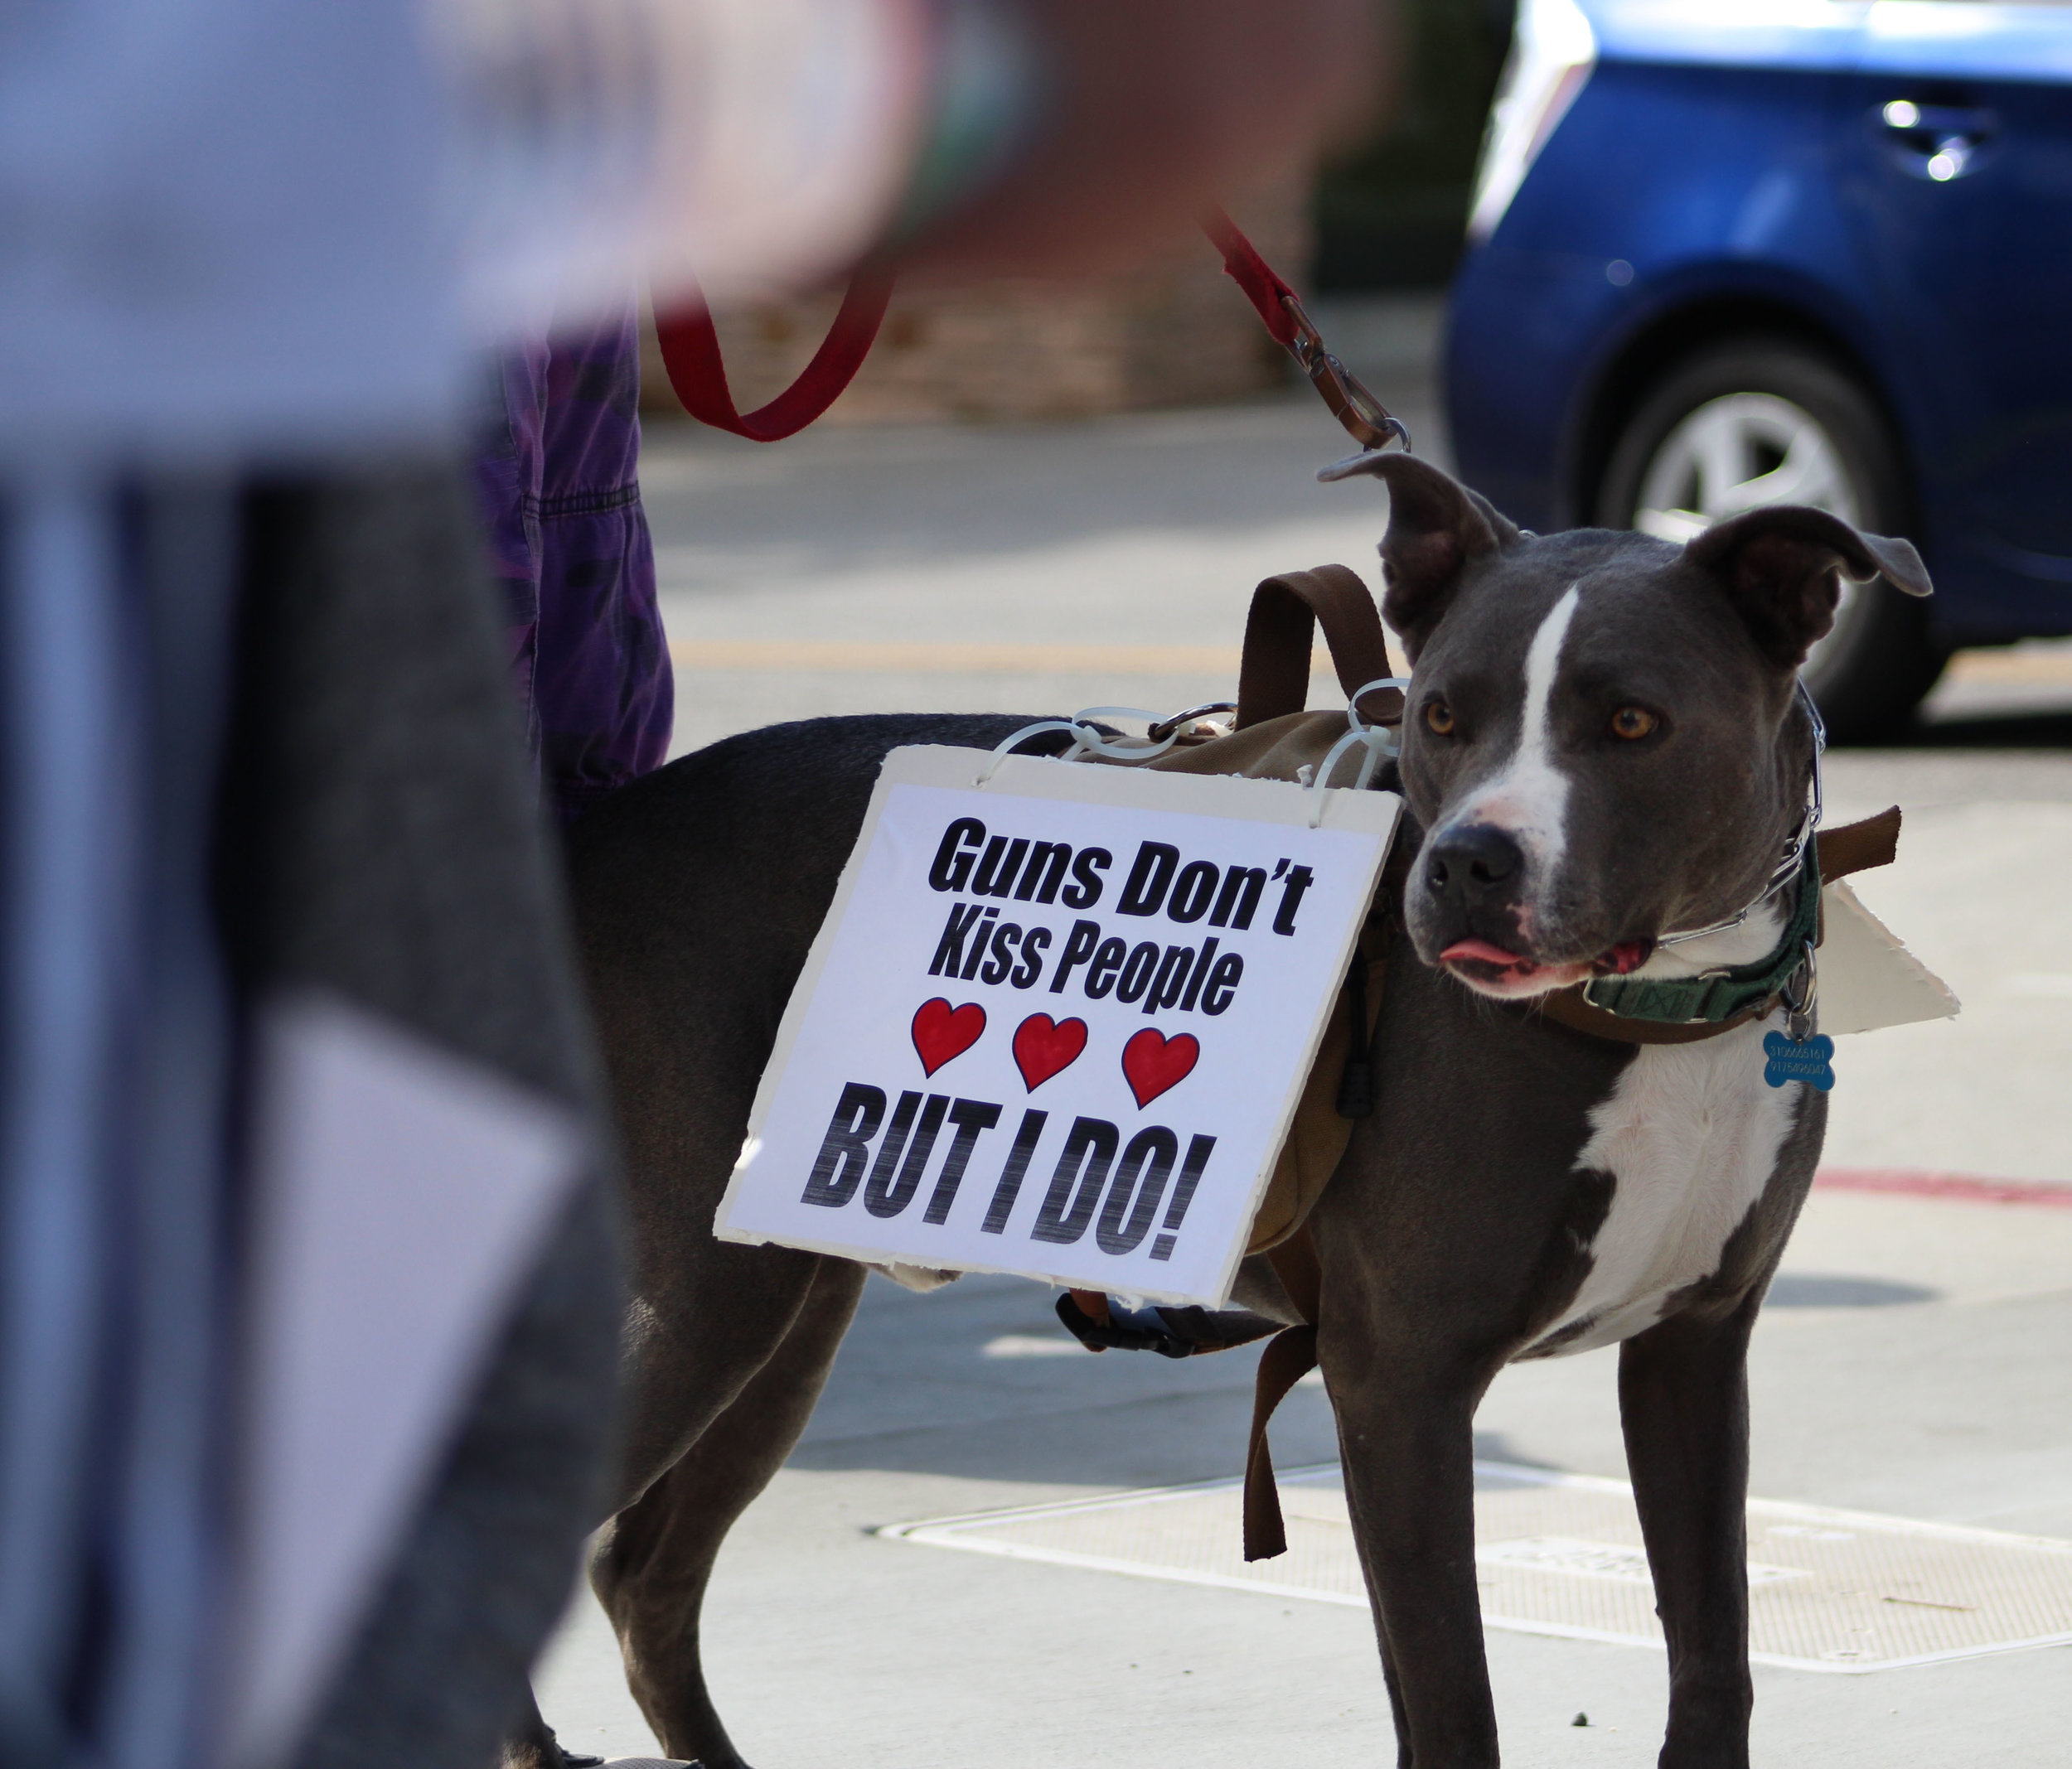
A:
[1579,843,1820,1027]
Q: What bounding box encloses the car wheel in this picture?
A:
[1595,340,1945,742]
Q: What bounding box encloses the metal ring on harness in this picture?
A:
[1146,700,1239,742]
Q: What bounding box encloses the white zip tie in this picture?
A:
[1306,677,1409,824]
[975,707,1192,784]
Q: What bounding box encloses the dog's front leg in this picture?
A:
[1618,1298,1763,1769]
[1326,1337,1497,1769]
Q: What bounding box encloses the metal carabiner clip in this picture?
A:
[1280,295,1412,454]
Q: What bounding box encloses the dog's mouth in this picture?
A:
[1440,937,1653,998]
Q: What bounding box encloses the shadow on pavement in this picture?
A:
[786,1272,1591,1491]
[787,1376,1558,1492]
[1765,1273,1939,1307]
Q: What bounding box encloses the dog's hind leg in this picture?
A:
[1618,1298,1762,1769]
[592,1253,867,1769]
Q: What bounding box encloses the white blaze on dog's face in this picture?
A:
[1426,582,1585,993]
[1315,452,1933,999]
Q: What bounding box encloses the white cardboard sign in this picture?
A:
[716,745,1402,1305]
[1818,879,1960,1036]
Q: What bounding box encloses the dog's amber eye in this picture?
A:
[1425,701,1455,736]
[1610,706,1658,741]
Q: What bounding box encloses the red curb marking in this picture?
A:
[1814,1167,2072,1208]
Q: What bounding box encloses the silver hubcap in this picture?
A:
[1634,392,1869,684]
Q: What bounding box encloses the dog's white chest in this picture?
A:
[1530,1015,1800,1356]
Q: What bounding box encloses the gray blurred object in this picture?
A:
[0,466,620,1769]
[0,0,926,466]
[0,3,629,1765]
[0,1,461,461]
[221,471,621,1769]
[0,462,303,1769]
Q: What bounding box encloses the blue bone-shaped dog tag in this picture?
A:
[1763,1031,1835,1091]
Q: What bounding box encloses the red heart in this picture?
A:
[1012,1014,1087,1092]
[1121,1028,1199,1109]
[911,998,985,1076]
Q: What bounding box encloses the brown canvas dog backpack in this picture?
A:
[1082,563,1404,1256]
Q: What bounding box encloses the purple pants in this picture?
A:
[475,302,674,822]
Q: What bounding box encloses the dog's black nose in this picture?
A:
[1426,824,1523,900]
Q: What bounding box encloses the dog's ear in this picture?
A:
[1319,452,1522,658]
[1683,505,1931,669]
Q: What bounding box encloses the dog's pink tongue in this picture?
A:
[1440,938,1540,975]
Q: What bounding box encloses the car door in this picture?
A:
[1830,1,2072,597]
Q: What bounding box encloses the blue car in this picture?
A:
[1445,0,2072,737]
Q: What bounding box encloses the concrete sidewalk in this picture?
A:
[536,1183,2072,1767]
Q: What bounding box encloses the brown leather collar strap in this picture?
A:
[1235,568,1398,730]
[1816,804,1901,882]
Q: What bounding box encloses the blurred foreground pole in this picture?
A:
[0,2,1386,1767]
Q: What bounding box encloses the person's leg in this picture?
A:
[472,341,551,782]
[532,303,673,823]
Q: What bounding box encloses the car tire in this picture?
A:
[1595,339,1945,742]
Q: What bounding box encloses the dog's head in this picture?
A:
[1322,452,1931,998]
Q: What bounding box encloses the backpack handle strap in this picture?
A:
[1235,565,1401,729]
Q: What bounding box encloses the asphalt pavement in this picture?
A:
[534,300,2072,1766]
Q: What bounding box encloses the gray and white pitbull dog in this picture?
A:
[528,454,1929,1769]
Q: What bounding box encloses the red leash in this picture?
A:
[653,263,897,442]
[1200,207,1303,349]
[1202,206,1409,452]
[655,217,1406,451]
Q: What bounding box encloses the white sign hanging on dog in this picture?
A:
[715,745,1401,1305]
